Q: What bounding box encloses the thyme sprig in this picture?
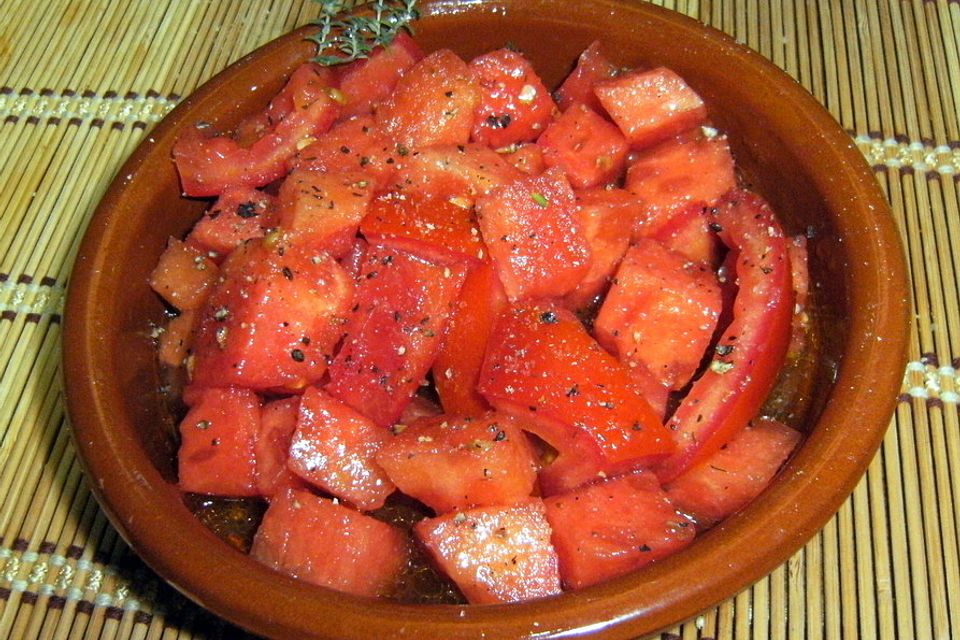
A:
[309,0,419,66]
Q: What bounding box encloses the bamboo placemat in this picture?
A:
[0,1,957,638]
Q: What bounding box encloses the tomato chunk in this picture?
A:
[326,244,468,427]
[377,412,538,513]
[288,115,403,192]
[334,32,424,117]
[469,49,556,148]
[178,387,259,496]
[277,168,374,258]
[186,187,278,258]
[554,41,619,114]
[173,66,340,197]
[190,236,355,392]
[544,471,695,589]
[562,188,639,311]
[432,260,508,415]
[158,310,196,367]
[287,387,395,511]
[478,302,675,473]
[149,237,219,311]
[395,143,522,202]
[665,417,801,527]
[376,49,480,149]
[414,498,562,604]
[537,103,628,189]
[595,240,722,390]
[251,488,409,597]
[625,132,736,220]
[360,192,485,265]
[594,67,706,149]
[255,396,307,498]
[477,168,591,301]
[655,191,795,482]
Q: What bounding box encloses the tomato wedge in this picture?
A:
[655,191,794,482]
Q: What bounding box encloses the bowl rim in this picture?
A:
[62,1,910,638]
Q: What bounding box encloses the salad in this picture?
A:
[149,29,809,604]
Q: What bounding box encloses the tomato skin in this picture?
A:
[544,471,695,589]
[287,387,395,511]
[414,498,562,604]
[174,73,340,197]
[477,167,591,301]
[655,191,795,482]
[595,67,706,150]
[554,41,619,114]
[595,239,722,390]
[251,488,409,597]
[189,236,355,392]
[178,387,260,496]
[468,49,556,148]
[664,417,801,527]
[478,302,675,473]
[326,243,468,427]
[537,103,628,189]
[376,412,538,513]
[376,49,480,149]
[432,260,508,415]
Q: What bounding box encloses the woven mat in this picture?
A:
[0,1,957,638]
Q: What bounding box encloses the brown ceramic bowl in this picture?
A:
[62,0,910,637]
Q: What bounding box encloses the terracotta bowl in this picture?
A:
[62,0,909,637]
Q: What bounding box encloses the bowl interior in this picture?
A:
[63,0,908,638]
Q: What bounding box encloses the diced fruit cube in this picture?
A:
[287,387,395,511]
[665,417,801,527]
[537,103,628,188]
[477,168,591,301]
[277,168,374,258]
[377,412,538,513]
[594,67,706,149]
[186,187,278,258]
[158,310,196,367]
[554,41,619,114]
[562,187,639,311]
[173,68,339,197]
[499,143,545,175]
[178,387,259,496]
[537,447,607,498]
[478,303,674,473]
[360,192,485,265]
[334,32,424,117]
[149,237,219,311]
[595,240,722,390]
[251,488,409,597]
[642,202,722,267]
[266,63,338,124]
[469,49,556,148]
[544,472,696,589]
[414,499,562,603]
[625,132,736,219]
[189,235,355,392]
[255,396,306,498]
[289,115,403,192]
[376,49,480,149]
[395,143,522,202]
[432,260,508,415]
[326,244,468,427]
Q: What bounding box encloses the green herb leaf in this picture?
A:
[531,192,550,208]
[309,0,420,66]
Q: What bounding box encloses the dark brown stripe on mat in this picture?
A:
[0,273,60,287]
[76,599,94,615]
